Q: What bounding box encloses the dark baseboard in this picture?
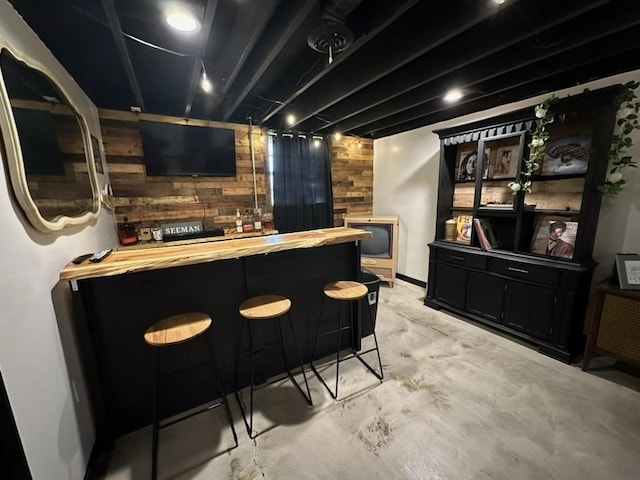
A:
[84,439,112,480]
[0,371,32,480]
[396,273,426,288]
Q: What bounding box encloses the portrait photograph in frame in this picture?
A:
[456,149,491,181]
[456,150,477,181]
[529,218,578,260]
[493,145,519,179]
[615,254,640,290]
[91,134,104,174]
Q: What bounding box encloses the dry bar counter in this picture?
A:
[60,227,371,448]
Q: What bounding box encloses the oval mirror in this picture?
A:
[0,43,100,232]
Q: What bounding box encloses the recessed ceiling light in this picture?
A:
[494,0,506,4]
[443,88,464,103]
[166,11,200,32]
[286,114,296,126]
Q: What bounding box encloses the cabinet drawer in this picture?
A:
[489,258,559,286]
[436,249,486,270]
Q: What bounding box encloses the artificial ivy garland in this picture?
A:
[508,96,558,195]
[508,81,639,196]
[599,80,640,195]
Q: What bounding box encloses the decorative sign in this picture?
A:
[161,220,203,239]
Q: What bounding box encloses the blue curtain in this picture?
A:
[272,134,334,233]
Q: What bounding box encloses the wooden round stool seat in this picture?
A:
[239,295,291,320]
[323,281,368,301]
[144,312,212,347]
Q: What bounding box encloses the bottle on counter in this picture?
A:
[235,208,243,233]
[253,208,262,232]
[118,216,138,245]
[262,212,273,231]
[243,209,254,233]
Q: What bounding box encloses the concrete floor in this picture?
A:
[105,280,640,480]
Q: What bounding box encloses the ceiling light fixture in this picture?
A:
[333,132,342,141]
[200,60,212,93]
[493,0,506,4]
[307,24,354,64]
[313,138,321,148]
[286,114,296,126]
[443,88,464,103]
[166,10,200,32]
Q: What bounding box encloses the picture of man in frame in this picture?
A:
[530,220,576,259]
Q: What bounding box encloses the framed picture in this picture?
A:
[481,147,491,179]
[493,145,519,179]
[91,134,104,174]
[540,135,591,176]
[456,149,491,181]
[529,218,578,260]
[456,214,473,244]
[615,254,640,290]
[457,150,477,181]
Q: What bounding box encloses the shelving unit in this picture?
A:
[426,86,623,363]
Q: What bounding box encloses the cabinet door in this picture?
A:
[435,263,467,309]
[466,271,504,322]
[503,281,556,340]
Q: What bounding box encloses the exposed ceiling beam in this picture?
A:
[218,0,319,121]
[205,2,278,114]
[333,8,640,136]
[183,0,219,118]
[306,0,612,133]
[257,0,421,125]
[284,0,517,129]
[363,39,640,138]
[101,0,144,109]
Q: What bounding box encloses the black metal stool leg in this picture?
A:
[333,301,343,398]
[310,295,326,359]
[355,303,384,381]
[151,347,159,480]
[233,318,257,439]
[284,312,313,405]
[203,338,238,448]
[248,321,255,438]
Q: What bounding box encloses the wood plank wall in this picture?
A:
[99,109,373,230]
[331,136,374,226]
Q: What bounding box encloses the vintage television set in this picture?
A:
[344,215,399,286]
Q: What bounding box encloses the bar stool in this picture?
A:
[310,281,383,399]
[235,295,312,439]
[144,312,237,480]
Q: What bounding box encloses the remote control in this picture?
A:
[72,253,94,265]
[89,249,113,263]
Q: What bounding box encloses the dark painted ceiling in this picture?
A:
[8,0,640,138]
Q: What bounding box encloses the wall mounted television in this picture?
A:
[344,215,399,286]
[139,120,236,177]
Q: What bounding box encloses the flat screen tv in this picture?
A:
[344,215,399,286]
[139,120,236,177]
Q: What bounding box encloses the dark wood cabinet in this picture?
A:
[466,271,504,322]
[434,263,467,309]
[426,86,622,363]
[503,280,555,340]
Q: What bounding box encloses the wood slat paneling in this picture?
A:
[100,110,374,230]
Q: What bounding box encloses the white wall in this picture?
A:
[0,2,117,478]
[374,70,640,284]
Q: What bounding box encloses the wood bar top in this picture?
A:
[60,227,372,282]
[118,229,279,250]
